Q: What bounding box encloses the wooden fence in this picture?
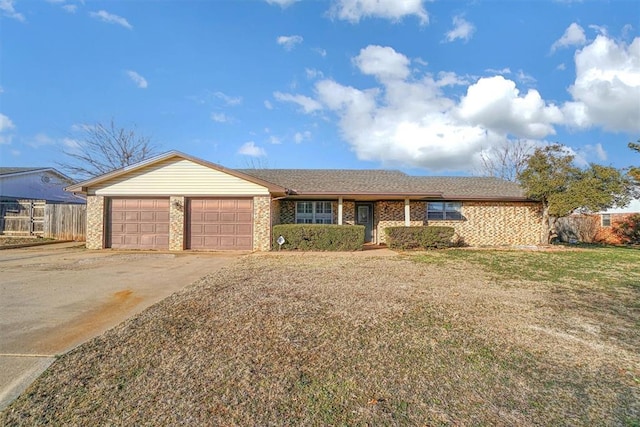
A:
[0,200,86,241]
[44,203,86,241]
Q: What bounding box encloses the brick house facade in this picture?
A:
[68,151,544,251]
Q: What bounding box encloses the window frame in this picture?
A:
[601,213,611,227]
[295,201,334,224]
[427,201,463,221]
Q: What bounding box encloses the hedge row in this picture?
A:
[384,226,455,250]
[272,224,365,251]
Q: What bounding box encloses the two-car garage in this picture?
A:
[68,152,281,252]
[107,197,253,251]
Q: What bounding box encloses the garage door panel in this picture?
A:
[188,198,253,250]
[109,198,170,250]
[204,212,220,222]
[237,212,253,222]
[219,212,238,222]
[203,224,220,234]
[236,199,253,209]
[237,224,252,234]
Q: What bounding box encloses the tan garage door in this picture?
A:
[109,198,170,250]
[188,198,253,250]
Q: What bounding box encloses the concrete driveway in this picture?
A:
[0,242,241,410]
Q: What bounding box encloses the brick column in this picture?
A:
[169,196,185,251]
[86,195,105,249]
[253,196,271,251]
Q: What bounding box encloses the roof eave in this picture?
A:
[64,151,288,195]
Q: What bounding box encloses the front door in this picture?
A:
[355,202,373,243]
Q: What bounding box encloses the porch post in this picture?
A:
[404,198,410,226]
[338,196,343,225]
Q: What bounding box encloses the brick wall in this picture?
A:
[275,198,543,247]
[431,201,542,246]
[596,213,637,244]
[343,200,355,225]
[375,201,426,243]
[169,196,185,251]
[253,196,271,251]
[86,195,104,249]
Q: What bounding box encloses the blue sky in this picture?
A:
[1,0,639,178]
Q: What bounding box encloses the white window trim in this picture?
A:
[601,213,611,227]
[427,201,463,221]
[295,201,333,224]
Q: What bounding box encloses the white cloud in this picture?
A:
[274,91,323,113]
[211,112,232,123]
[458,76,562,139]
[588,24,608,36]
[89,10,132,29]
[269,135,282,144]
[556,63,567,71]
[485,67,511,75]
[314,48,327,57]
[62,4,77,13]
[28,133,56,148]
[305,68,324,80]
[563,34,640,132]
[62,137,82,151]
[0,0,25,21]
[0,113,15,145]
[436,71,470,87]
[125,70,148,88]
[583,143,608,161]
[238,141,266,157]
[264,100,274,110]
[277,35,303,51]
[294,131,311,143]
[329,0,428,24]
[516,70,537,85]
[551,23,586,51]
[0,113,15,132]
[276,38,639,172]
[265,0,299,7]
[353,45,410,81]
[277,44,571,172]
[214,91,242,106]
[445,16,475,43]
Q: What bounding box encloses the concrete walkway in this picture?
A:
[0,243,241,410]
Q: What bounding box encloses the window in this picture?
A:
[601,214,611,227]
[427,202,462,220]
[296,201,333,224]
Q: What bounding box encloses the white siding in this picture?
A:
[91,158,269,196]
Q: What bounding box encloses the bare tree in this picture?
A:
[243,157,270,169]
[477,139,533,182]
[58,119,158,179]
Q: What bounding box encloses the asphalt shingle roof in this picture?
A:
[238,169,526,200]
[0,167,48,176]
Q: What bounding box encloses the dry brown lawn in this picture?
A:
[2,248,639,426]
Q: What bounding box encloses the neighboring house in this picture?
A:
[595,199,640,244]
[66,151,543,251]
[0,167,84,203]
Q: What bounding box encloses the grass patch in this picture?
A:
[2,253,638,425]
[414,246,640,288]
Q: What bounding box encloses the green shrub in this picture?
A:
[385,226,455,250]
[273,224,365,251]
